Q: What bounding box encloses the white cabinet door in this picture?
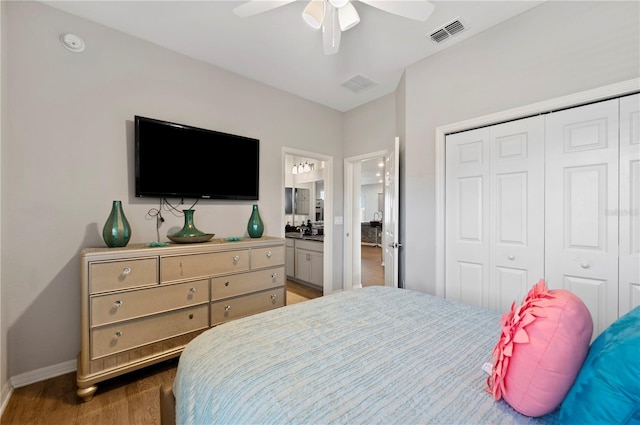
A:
[489,116,545,313]
[446,127,491,308]
[545,98,620,337]
[619,93,640,315]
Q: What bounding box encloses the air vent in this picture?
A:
[429,19,466,44]
[340,74,377,94]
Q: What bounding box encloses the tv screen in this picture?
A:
[135,116,259,200]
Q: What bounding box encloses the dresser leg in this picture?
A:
[77,385,98,402]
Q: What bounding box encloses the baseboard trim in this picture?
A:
[1,381,13,417]
[10,359,76,389]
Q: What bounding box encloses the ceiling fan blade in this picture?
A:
[322,3,341,55]
[233,0,296,18]
[359,0,435,21]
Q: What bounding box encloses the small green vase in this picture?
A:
[172,209,207,238]
[102,200,131,248]
[247,204,264,238]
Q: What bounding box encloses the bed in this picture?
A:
[164,286,560,424]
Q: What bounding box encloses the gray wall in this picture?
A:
[400,1,640,293]
[1,1,343,379]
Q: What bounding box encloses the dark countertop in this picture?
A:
[285,232,324,242]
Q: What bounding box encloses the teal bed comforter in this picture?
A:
[174,286,556,424]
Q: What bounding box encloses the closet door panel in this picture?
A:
[445,128,491,308]
[490,116,545,313]
[619,93,640,315]
[545,99,619,337]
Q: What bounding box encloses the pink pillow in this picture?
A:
[487,279,593,417]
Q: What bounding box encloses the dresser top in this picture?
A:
[81,236,284,259]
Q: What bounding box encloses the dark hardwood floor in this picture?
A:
[1,283,321,424]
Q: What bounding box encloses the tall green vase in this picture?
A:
[247,204,264,238]
[102,200,131,247]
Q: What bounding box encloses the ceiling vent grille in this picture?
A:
[429,18,466,44]
[340,74,378,94]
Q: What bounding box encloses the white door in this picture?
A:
[446,117,544,310]
[489,116,545,312]
[545,98,620,337]
[383,137,400,287]
[446,127,491,308]
[619,93,640,315]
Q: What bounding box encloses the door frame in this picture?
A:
[283,147,334,296]
[344,149,387,291]
[435,78,640,299]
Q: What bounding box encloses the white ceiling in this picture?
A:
[43,0,544,112]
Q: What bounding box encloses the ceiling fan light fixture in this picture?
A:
[329,0,349,8]
[338,2,360,31]
[302,0,325,29]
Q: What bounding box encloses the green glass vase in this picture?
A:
[102,200,131,247]
[172,209,207,238]
[247,204,264,238]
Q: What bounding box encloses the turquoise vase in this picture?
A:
[247,204,264,238]
[102,200,131,247]
[171,209,207,238]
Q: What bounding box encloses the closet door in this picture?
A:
[489,116,545,312]
[445,127,491,308]
[619,93,640,315]
[446,116,544,311]
[545,99,619,337]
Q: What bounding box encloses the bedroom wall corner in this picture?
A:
[0,0,10,415]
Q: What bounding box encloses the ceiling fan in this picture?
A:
[233,0,435,55]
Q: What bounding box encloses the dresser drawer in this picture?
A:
[91,279,209,327]
[160,250,249,282]
[90,258,158,294]
[91,304,209,359]
[251,246,285,269]
[211,267,284,301]
[211,287,285,325]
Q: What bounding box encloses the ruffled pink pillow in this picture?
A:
[487,279,593,417]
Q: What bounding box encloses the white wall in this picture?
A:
[361,184,383,222]
[1,1,343,379]
[343,93,395,158]
[400,1,640,293]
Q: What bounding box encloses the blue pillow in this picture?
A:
[559,305,640,424]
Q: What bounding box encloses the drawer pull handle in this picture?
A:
[189,287,197,293]
[224,305,231,312]
[122,267,131,275]
[508,255,515,261]
[266,251,272,258]
[581,263,590,269]
[188,314,194,319]
[114,300,123,308]
[233,255,239,265]
[115,331,122,338]
[272,272,278,279]
[271,294,277,301]
[225,281,230,287]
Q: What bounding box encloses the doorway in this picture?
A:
[283,148,334,297]
[344,150,387,290]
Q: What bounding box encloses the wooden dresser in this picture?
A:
[76,236,285,401]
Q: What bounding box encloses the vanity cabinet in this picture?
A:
[293,239,323,288]
[77,237,285,401]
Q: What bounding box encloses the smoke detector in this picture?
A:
[428,18,467,44]
[60,33,85,52]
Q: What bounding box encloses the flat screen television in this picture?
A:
[135,116,259,200]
